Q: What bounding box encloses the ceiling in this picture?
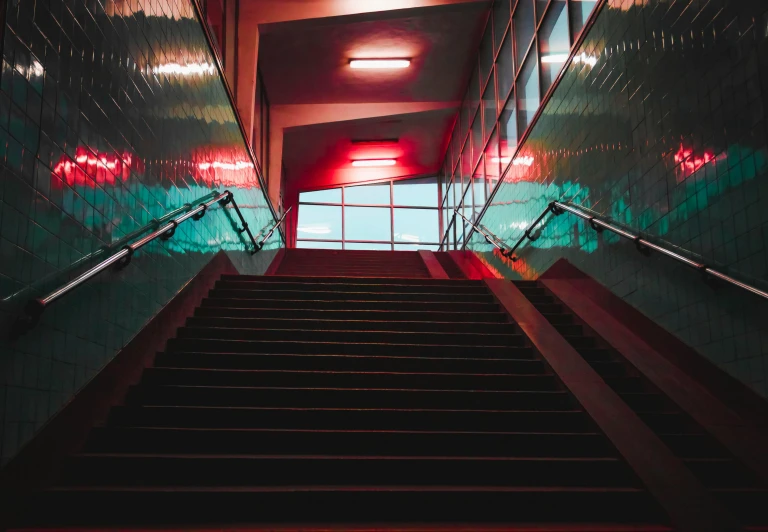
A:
[259,4,490,105]
[281,108,457,195]
[252,0,491,205]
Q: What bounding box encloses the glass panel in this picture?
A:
[500,88,517,164]
[536,0,548,22]
[539,0,570,95]
[451,129,461,170]
[570,0,598,38]
[482,79,497,143]
[299,188,342,204]
[473,158,486,214]
[395,244,440,251]
[485,128,501,193]
[394,208,440,244]
[479,25,494,89]
[297,205,342,240]
[493,0,511,54]
[344,182,390,205]
[514,0,535,69]
[471,113,483,168]
[468,65,481,118]
[460,144,472,195]
[345,207,391,241]
[393,176,439,207]
[517,49,540,138]
[497,33,514,104]
[345,242,393,250]
[297,240,342,250]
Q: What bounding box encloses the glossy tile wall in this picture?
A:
[469,0,768,397]
[0,0,281,463]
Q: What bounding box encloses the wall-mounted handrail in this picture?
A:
[505,201,768,301]
[16,190,273,331]
[453,209,515,258]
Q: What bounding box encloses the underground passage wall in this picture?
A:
[0,0,280,463]
[468,0,768,397]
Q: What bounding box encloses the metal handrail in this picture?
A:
[18,190,273,328]
[504,201,768,301]
[453,209,515,258]
[254,205,292,252]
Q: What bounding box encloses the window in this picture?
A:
[493,0,511,54]
[497,34,514,105]
[517,49,540,138]
[539,0,570,96]
[296,205,342,240]
[394,176,439,207]
[297,178,441,250]
[482,78,497,143]
[513,0,535,70]
[570,0,598,38]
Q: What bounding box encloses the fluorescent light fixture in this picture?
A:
[540,54,569,64]
[490,156,512,164]
[350,59,411,69]
[352,159,397,167]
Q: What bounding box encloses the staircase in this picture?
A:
[275,248,432,277]
[513,280,768,528]
[9,274,672,529]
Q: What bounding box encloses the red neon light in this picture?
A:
[53,147,136,187]
[674,144,715,175]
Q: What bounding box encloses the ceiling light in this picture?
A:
[540,54,569,64]
[350,59,410,69]
[352,159,397,167]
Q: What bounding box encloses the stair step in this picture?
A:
[216,280,488,294]
[541,313,574,325]
[201,297,500,312]
[186,316,516,334]
[176,326,526,347]
[577,348,617,363]
[684,458,764,488]
[126,385,576,410]
[16,487,668,526]
[194,306,509,323]
[154,352,548,373]
[60,454,639,488]
[618,393,674,412]
[658,434,732,459]
[84,427,622,457]
[107,406,592,432]
[208,289,496,303]
[141,368,558,391]
[238,275,481,286]
[165,338,535,359]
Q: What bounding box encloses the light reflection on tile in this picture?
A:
[468,0,768,398]
[0,0,280,462]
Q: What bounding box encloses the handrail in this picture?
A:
[505,201,768,301]
[253,206,292,252]
[453,209,515,258]
[16,190,273,330]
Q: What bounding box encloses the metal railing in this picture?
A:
[16,190,282,330]
[453,209,515,258]
[254,205,292,252]
[498,201,768,301]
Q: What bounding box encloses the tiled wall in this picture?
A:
[0,0,281,463]
[469,0,768,397]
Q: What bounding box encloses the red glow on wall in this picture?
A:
[191,146,259,188]
[52,147,137,188]
[674,144,715,181]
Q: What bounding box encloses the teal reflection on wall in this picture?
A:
[0,0,280,463]
[469,0,768,397]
